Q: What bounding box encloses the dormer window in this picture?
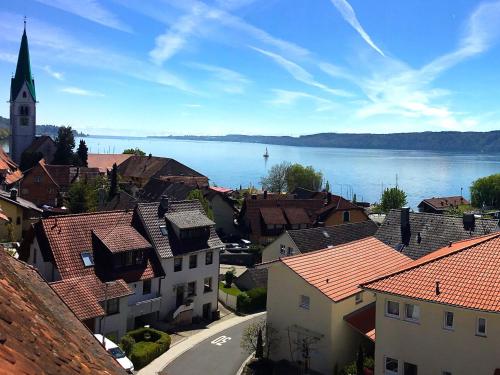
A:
[116,250,145,268]
[81,252,94,267]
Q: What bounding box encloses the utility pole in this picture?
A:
[100,282,109,345]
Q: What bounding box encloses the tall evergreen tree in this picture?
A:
[76,139,88,167]
[53,126,75,165]
[108,163,118,201]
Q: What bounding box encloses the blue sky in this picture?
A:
[1,0,500,136]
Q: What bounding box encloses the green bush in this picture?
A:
[237,288,267,313]
[121,327,171,370]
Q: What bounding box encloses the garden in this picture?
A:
[120,327,171,370]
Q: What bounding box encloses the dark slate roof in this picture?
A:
[101,190,139,211]
[0,190,42,212]
[24,135,55,154]
[136,200,223,259]
[287,220,379,253]
[291,187,325,200]
[10,29,36,101]
[165,210,215,229]
[375,209,500,260]
[141,178,196,201]
[118,156,206,181]
[0,249,125,374]
[237,267,268,289]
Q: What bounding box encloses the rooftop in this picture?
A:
[0,189,41,212]
[281,237,411,302]
[165,210,215,229]
[418,196,470,210]
[0,147,23,185]
[93,225,152,253]
[87,153,132,173]
[363,233,500,313]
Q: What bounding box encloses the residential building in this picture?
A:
[417,196,470,214]
[87,153,132,174]
[26,210,165,339]
[205,186,239,238]
[266,237,410,374]
[140,178,196,201]
[134,198,224,322]
[362,233,500,375]
[316,193,369,226]
[22,135,56,164]
[234,267,268,291]
[0,246,126,374]
[0,189,41,241]
[0,146,23,188]
[375,208,500,259]
[262,220,379,262]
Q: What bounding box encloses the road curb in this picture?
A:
[236,353,254,375]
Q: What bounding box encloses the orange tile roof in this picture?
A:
[362,233,500,312]
[93,225,152,253]
[87,153,132,173]
[281,237,411,302]
[0,146,22,185]
[344,303,376,341]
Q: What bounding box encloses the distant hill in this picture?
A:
[0,118,86,139]
[152,131,500,153]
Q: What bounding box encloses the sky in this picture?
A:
[1,0,500,136]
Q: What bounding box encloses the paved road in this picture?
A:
[161,314,264,375]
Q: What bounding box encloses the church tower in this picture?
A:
[10,20,36,164]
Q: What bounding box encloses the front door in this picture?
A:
[176,285,184,308]
[202,303,211,320]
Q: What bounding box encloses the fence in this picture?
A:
[218,289,238,310]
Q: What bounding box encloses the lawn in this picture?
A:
[219,281,242,296]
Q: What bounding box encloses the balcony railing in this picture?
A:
[128,296,162,318]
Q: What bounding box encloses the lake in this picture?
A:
[76,136,500,209]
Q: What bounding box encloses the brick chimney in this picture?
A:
[400,207,411,246]
[10,188,17,201]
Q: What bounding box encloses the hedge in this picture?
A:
[120,327,171,370]
[237,287,267,313]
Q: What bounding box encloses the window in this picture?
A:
[125,251,133,266]
[105,298,119,315]
[187,281,196,297]
[384,357,398,375]
[404,362,418,375]
[206,251,213,265]
[404,304,420,322]
[343,211,350,222]
[143,279,152,295]
[174,257,182,272]
[386,300,400,318]
[22,91,27,98]
[280,244,286,256]
[299,295,310,310]
[16,217,21,225]
[204,277,212,293]
[476,317,487,336]
[355,292,363,304]
[443,311,454,330]
[159,225,168,236]
[287,247,293,256]
[81,252,94,267]
[34,175,41,183]
[189,254,197,269]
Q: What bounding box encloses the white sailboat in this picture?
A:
[263,147,269,158]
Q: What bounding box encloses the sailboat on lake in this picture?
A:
[263,147,269,158]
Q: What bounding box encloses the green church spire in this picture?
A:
[11,20,36,102]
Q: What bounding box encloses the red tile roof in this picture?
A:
[419,196,469,210]
[87,153,132,173]
[344,303,376,341]
[93,225,152,253]
[0,249,125,374]
[260,207,287,225]
[362,233,500,312]
[282,237,411,302]
[0,146,22,185]
[283,207,311,225]
[316,194,365,219]
[209,186,233,194]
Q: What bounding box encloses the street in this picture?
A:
[161,314,264,375]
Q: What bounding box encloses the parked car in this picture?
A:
[94,334,134,373]
[239,239,251,248]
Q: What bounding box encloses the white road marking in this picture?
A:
[211,335,232,346]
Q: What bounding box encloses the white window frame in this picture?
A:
[443,311,454,330]
[384,356,399,375]
[279,244,286,256]
[299,295,310,310]
[476,317,487,337]
[385,300,400,318]
[404,303,420,323]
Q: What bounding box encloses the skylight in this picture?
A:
[81,252,94,267]
[159,225,168,236]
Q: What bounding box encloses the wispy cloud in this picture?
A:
[269,89,335,112]
[34,0,132,32]
[184,103,202,108]
[187,62,251,94]
[60,86,104,96]
[43,65,64,80]
[0,51,17,64]
[251,46,352,97]
[329,0,384,56]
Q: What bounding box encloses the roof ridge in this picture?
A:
[42,209,129,220]
[388,208,499,223]
[362,232,500,287]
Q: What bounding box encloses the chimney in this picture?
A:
[10,188,17,201]
[400,207,411,246]
[435,281,440,295]
[158,195,169,216]
[263,190,268,199]
[462,213,475,231]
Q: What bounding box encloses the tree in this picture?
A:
[378,186,408,212]
[123,148,145,156]
[67,181,89,213]
[76,139,88,167]
[108,163,118,201]
[325,180,331,193]
[286,164,323,192]
[356,345,364,375]
[186,189,214,219]
[224,269,235,288]
[19,150,43,171]
[260,161,290,193]
[241,319,279,359]
[470,173,500,209]
[53,126,76,165]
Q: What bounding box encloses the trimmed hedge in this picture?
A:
[120,327,171,370]
[237,287,267,313]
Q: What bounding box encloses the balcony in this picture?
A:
[173,300,194,320]
[128,296,162,318]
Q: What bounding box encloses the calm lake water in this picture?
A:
[77,136,500,209]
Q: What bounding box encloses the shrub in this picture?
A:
[121,327,171,370]
[120,335,135,356]
[237,292,251,312]
[237,288,267,313]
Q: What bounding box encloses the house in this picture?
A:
[87,153,132,174]
[234,267,268,291]
[262,220,379,262]
[205,186,239,238]
[266,237,410,374]
[20,159,100,207]
[0,189,41,241]
[140,178,196,201]
[26,210,165,339]
[375,208,500,260]
[418,196,469,214]
[316,193,369,226]
[0,146,23,188]
[238,193,324,245]
[134,197,224,322]
[0,247,126,374]
[117,155,208,189]
[23,135,56,164]
[362,233,500,375]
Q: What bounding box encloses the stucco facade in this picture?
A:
[208,194,238,238]
[324,209,368,227]
[261,232,298,262]
[373,293,500,375]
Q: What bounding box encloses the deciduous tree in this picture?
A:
[470,173,500,209]
[123,147,145,156]
[260,161,290,193]
[286,164,323,192]
[378,187,407,212]
[186,189,214,219]
[241,319,279,359]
